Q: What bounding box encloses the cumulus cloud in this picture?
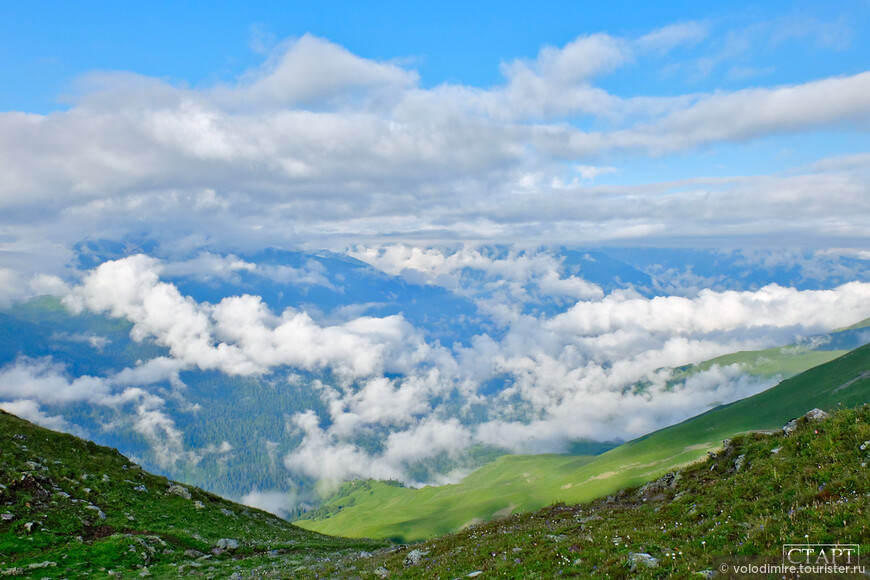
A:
[12,249,870,486]
[63,255,444,378]
[0,355,194,468]
[0,24,869,256]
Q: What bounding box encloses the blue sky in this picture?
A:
[1,0,869,279]
[4,1,868,111]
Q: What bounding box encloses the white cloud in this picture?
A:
[0,399,79,435]
[0,28,868,254]
[241,488,299,519]
[63,255,444,379]
[637,21,709,53]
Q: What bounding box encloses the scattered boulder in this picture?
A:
[783,408,830,435]
[374,566,390,578]
[628,552,659,571]
[167,484,191,500]
[193,500,205,509]
[695,570,715,579]
[860,441,870,451]
[1,513,14,522]
[404,548,429,566]
[733,454,746,472]
[805,408,830,422]
[216,538,239,551]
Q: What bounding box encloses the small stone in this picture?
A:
[734,454,746,472]
[24,522,34,533]
[771,447,782,454]
[167,484,191,500]
[860,441,870,451]
[695,570,715,579]
[403,548,428,566]
[220,508,234,517]
[134,485,147,493]
[628,552,659,571]
[805,408,830,422]
[373,566,389,578]
[782,418,800,436]
[216,538,239,551]
[193,501,204,509]
[1,513,14,522]
[358,551,372,558]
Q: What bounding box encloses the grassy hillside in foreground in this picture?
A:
[0,410,386,579]
[296,342,870,542]
[318,406,870,578]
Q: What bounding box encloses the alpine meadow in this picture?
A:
[2,2,870,578]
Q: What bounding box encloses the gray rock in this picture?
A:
[85,505,106,519]
[771,447,782,454]
[358,550,373,558]
[733,454,746,472]
[628,552,659,571]
[193,500,205,509]
[24,522,34,533]
[1,513,14,522]
[860,441,870,451]
[134,485,147,493]
[805,408,830,422]
[695,570,715,579]
[403,548,428,566]
[183,550,204,558]
[216,538,239,551]
[784,408,831,435]
[220,508,235,517]
[374,566,390,578]
[167,484,191,500]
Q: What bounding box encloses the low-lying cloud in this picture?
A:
[35,253,870,486]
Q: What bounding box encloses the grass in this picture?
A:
[296,342,870,542]
[314,405,870,578]
[0,409,386,579]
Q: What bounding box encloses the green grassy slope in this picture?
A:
[0,410,385,579]
[318,405,870,578]
[296,342,870,542]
